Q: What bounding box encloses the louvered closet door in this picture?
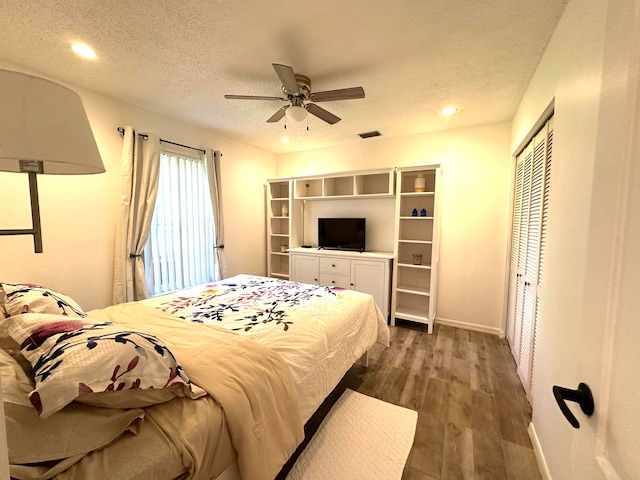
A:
[530,117,553,396]
[506,115,553,399]
[518,124,549,392]
[512,144,533,365]
[506,153,525,348]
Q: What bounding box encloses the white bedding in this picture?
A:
[141,274,390,421]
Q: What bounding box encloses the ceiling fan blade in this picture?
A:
[267,106,288,123]
[306,103,341,124]
[272,63,300,94]
[225,94,287,101]
[309,86,365,102]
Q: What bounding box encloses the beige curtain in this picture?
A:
[206,149,226,280]
[113,126,160,303]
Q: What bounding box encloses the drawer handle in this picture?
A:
[332,264,336,267]
[331,280,335,284]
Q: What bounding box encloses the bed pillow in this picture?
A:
[0,348,145,464]
[7,313,206,418]
[1,283,86,318]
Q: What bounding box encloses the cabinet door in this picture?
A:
[290,254,319,285]
[351,259,389,318]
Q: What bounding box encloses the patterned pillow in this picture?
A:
[1,283,86,318]
[7,313,206,418]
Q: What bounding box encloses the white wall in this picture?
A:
[277,122,512,333]
[510,0,608,478]
[303,199,396,252]
[0,65,276,311]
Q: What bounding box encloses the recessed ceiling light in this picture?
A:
[71,43,96,59]
[441,106,458,116]
[281,137,290,143]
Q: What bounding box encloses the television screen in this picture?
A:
[318,218,366,252]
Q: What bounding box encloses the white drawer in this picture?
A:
[319,273,351,289]
[319,257,350,274]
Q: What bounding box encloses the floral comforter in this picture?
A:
[142,274,390,420]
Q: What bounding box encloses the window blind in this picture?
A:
[145,151,217,296]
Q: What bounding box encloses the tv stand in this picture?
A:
[318,246,365,253]
[289,247,393,319]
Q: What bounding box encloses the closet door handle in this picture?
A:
[552,383,594,429]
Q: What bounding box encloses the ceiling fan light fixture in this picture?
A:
[285,105,307,122]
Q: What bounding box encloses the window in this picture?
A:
[144,150,217,296]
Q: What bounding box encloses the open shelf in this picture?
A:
[396,284,430,296]
[294,169,394,199]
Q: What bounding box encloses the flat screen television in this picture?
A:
[318,218,366,252]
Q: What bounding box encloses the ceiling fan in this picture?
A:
[224,63,365,125]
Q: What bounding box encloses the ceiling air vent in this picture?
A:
[358,130,381,139]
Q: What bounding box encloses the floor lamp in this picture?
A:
[0,69,105,253]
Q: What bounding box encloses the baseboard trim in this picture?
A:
[528,422,552,480]
[435,317,502,336]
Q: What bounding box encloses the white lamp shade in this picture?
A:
[285,105,307,122]
[0,69,105,175]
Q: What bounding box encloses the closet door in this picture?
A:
[518,124,550,392]
[506,152,525,352]
[511,144,533,365]
[531,119,552,395]
[506,115,553,398]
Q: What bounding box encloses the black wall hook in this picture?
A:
[552,382,594,428]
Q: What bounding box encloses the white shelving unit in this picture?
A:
[391,165,442,332]
[267,165,442,333]
[266,178,300,280]
[293,168,395,200]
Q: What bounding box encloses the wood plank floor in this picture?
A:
[344,321,542,480]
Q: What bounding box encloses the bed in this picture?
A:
[0,274,390,480]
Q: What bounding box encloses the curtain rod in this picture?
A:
[117,127,206,154]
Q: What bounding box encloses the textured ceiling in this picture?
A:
[0,1,567,154]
